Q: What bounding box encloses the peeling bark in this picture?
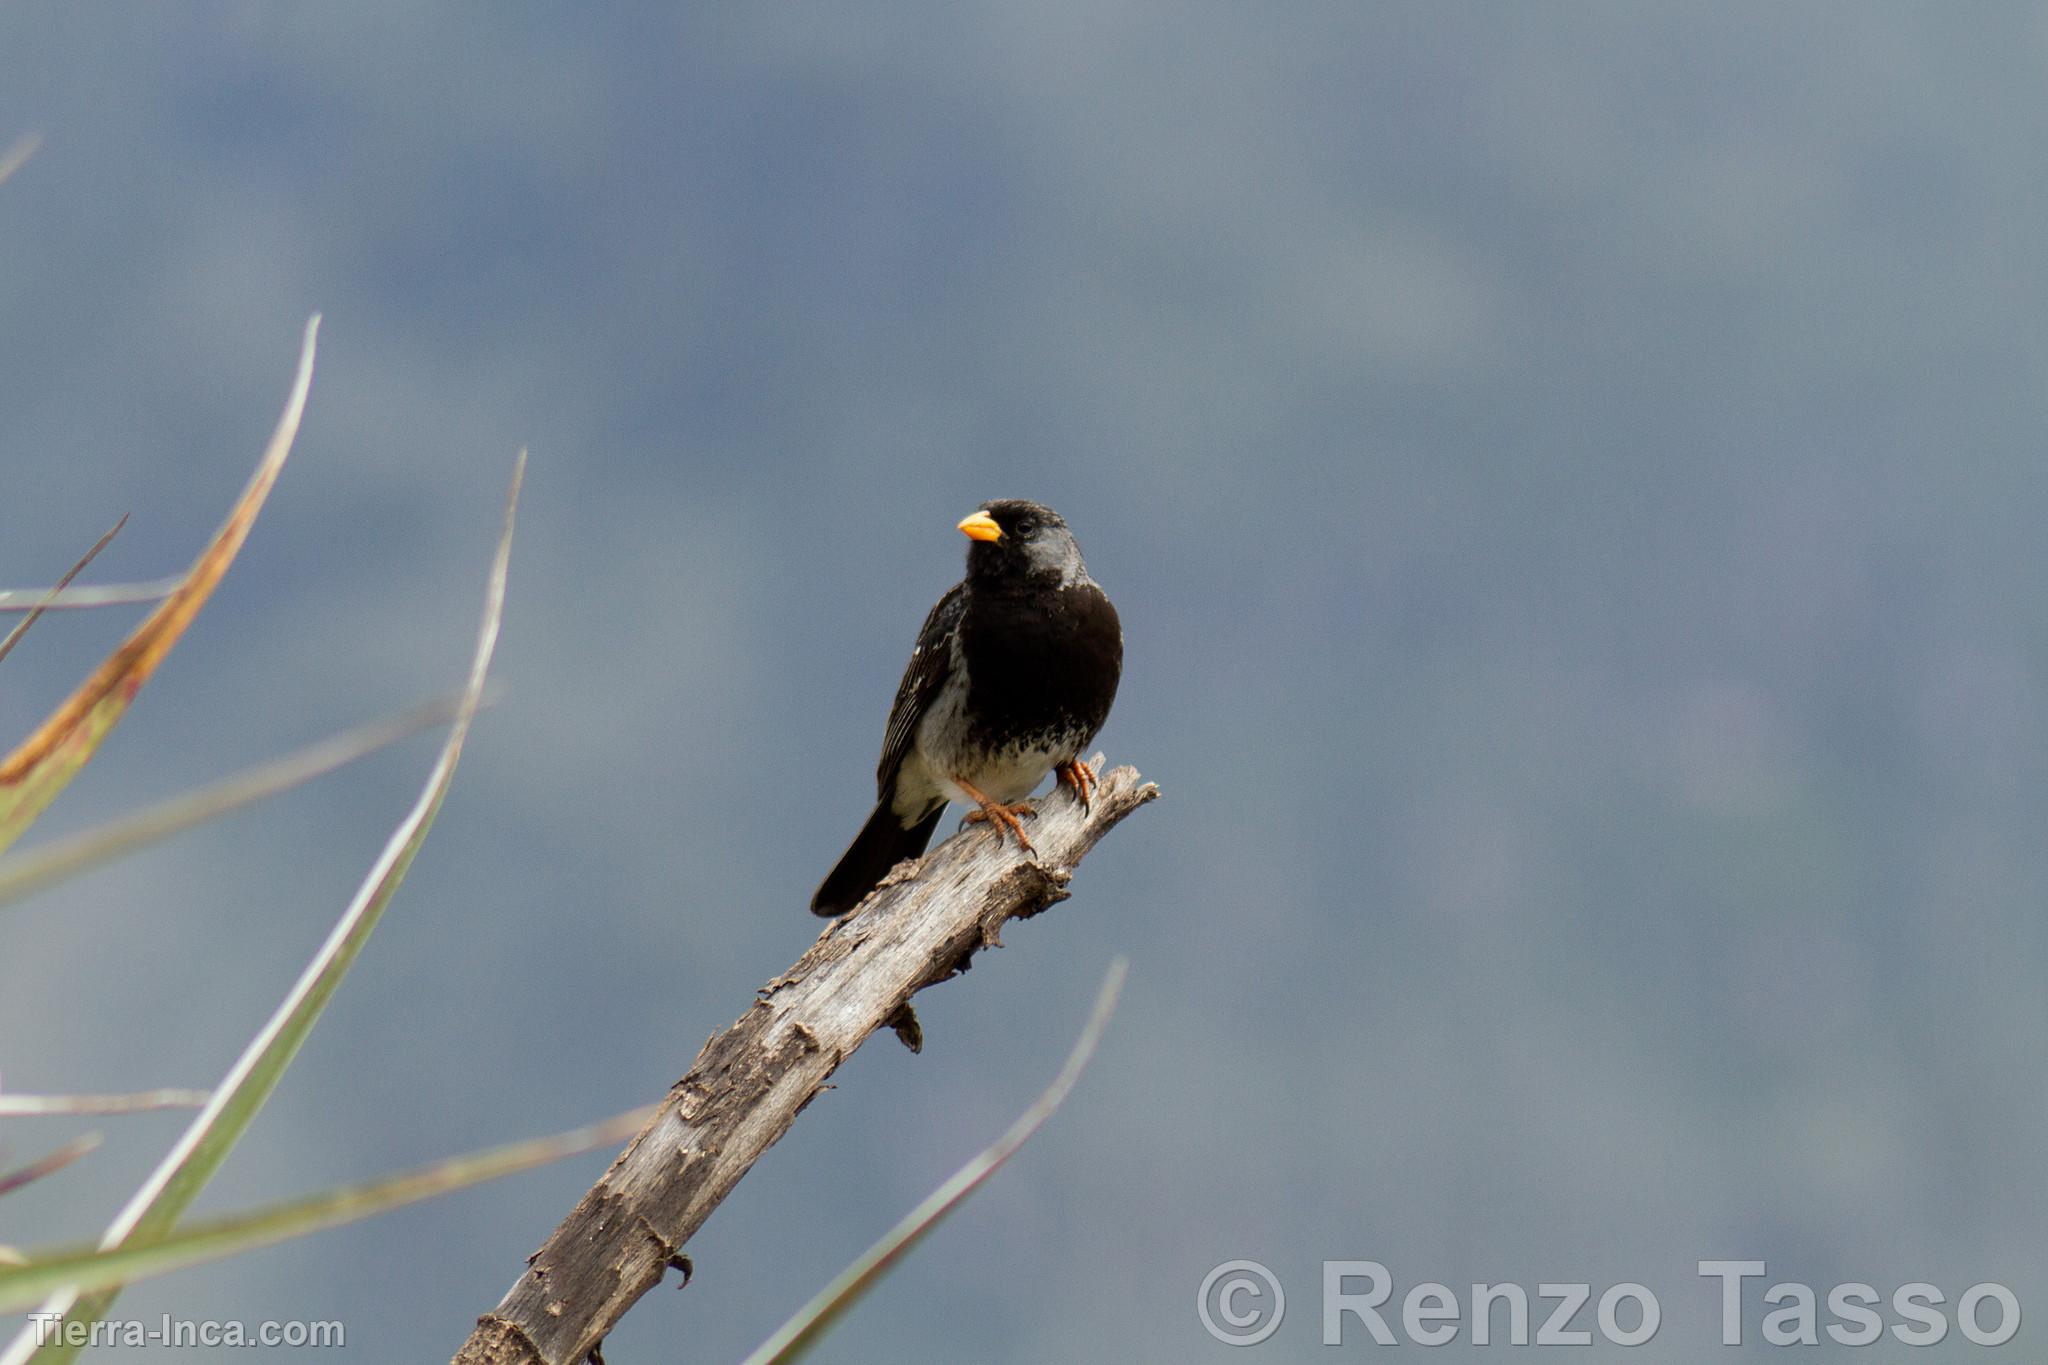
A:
[450,759,1157,1365]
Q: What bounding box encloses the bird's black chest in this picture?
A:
[958,581,1121,747]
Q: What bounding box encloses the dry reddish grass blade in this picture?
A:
[0,1136,101,1200]
[0,319,318,850]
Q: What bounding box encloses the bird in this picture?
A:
[811,499,1122,917]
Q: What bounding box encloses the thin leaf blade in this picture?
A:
[0,1091,208,1118]
[0,134,39,188]
[741,958,1129,1365]
[0,691,485,912]
[0,1138,101,1201]
[0,516,127,668]
[0,1105,651,1313]
[0,455,523,1365]
[0,318,320,854]
[0,578,186,612]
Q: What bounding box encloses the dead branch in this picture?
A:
[450,757,1157,1365]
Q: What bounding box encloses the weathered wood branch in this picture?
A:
[451,758,1157,1365]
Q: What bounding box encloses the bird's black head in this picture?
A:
[957,499,1088,586]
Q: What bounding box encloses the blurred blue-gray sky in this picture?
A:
[5,6,2046,1360]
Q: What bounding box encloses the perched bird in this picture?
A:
[811,500,1122,917]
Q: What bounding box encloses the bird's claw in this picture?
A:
[963,799,1037,852]
[1055,758,1097,809]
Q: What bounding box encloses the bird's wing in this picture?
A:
[876,581,967,790]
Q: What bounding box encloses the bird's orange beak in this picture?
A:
[957,510,1003,542]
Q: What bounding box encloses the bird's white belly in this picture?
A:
[941,738,1061,804]
[911,682,1063,807]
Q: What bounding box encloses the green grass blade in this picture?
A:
[739,958,1129,1365]
[0,454,523,1365]
[0,691,487,912]
[0,1104,652,1314]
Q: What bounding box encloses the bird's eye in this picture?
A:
[1015,518,1036,536]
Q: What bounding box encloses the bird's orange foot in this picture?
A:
[955,776,1037,853]
[962,800,1037,851]
[1055,757,1097,809]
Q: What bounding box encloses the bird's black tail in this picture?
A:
[811,800,945,916]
